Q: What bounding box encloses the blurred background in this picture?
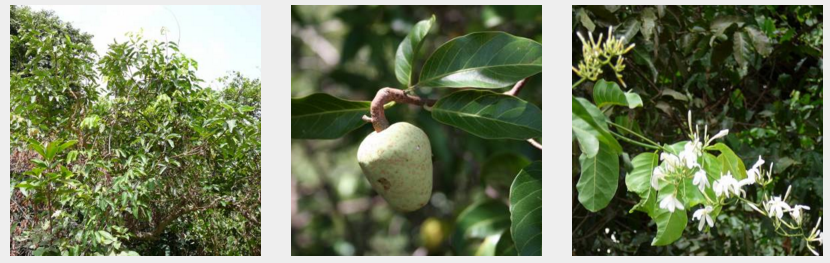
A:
[291,5,542,256]
[572,5,822,255]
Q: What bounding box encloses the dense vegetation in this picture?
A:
[10,6,261,255]
[572,5,822,255]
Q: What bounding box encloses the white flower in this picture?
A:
[651,166,666,190]
[765,196,791,219]
[790,205,811,224]
[745,156,765,182]
[713,172,742,198]
[706,129,729,145]
[660,152,682,171]
[692,170,709,192]
[679,140,702,169]
[659,193,684,212]
[693,206,715,231]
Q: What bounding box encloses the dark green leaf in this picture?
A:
[432,90,541,140]
[291,93,371,139]
[451,200,511,254]
[733,30,753,68]
[577,140,619,212]
[509,161,541,256]
[395,15,435,87]
[418,32,541,89]
[745,26,772,56]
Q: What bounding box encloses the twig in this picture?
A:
[362,87,435,132]
[527,138,543,150]
[504,78,527,96]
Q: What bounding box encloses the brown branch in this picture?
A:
[363,88,434,132]
[132,197,226,241]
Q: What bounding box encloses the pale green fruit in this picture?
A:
[357,122,432,212]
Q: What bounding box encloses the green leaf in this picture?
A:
[627,152,658,196]
[481,153,530,193]
[451,200,511,254]
[640,8,657,41]
[652,185,688,246]
[572,97,622,154]
[624,92,643,109]
[98,230,115,245]
[29,141,46,158]
[494,229,517,256]
[577,140,619,212]
[710,143,747,180]
[733,30,753,68]
[660,88,688,101]
[679,177,706,208]
[417,32,541,89]
[431,90,541,140]
[290,93,371,139]
[632,48,658,83]
[572,121,599,158]
[709,16,743,46]
[577,8,595,32]
[45,139,64,161]
[395,15,435,87]
[630,187,657,217]
[509,161,541,256]
[617,18,641,45]
[66,150,79,163]
[592,79,628,108]
[745,26,772,56]
[57,140,78,154]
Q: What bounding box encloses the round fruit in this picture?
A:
[357,122,432,212]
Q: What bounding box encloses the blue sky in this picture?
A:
[30,5,261,87]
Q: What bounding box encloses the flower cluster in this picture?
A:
[652,111,729,215]
[573,27,636,87]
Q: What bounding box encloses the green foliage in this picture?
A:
[291,6,542,256]
[10,6,260,255]
[572,5,823,255]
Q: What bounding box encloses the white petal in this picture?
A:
[706,215,714,227]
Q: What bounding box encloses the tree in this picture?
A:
[10,6,261,256]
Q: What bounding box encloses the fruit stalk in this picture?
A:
[362,88,434,132]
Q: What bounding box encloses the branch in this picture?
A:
[504,78,543,151]
[503,78,527,96]
[527,138,543,150]
[362,87,435,132]
[132,197,227,241]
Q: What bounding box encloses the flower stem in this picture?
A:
[572,78,586,89]
[609,131,661,150]
[607,121,662,148]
